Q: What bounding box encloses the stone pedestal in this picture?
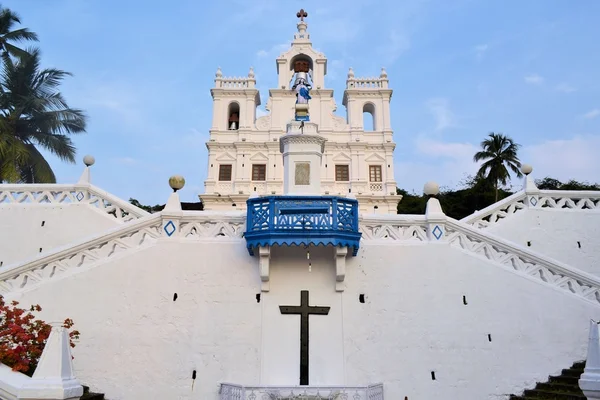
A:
[280,122,326,195]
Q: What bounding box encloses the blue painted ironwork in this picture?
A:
[245,196,361,256]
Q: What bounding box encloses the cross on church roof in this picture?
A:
[296,9,308,22]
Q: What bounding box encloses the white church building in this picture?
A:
[1,11,600,400]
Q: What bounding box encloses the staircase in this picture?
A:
[81,385,105,400]
[509,361,585,399]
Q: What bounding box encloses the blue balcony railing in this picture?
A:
[245,196,361,256]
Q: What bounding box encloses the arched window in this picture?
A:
[228,102,240,130]
[363,103,376,131]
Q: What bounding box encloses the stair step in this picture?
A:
[535,382,583,394]
[561,368,584,377]
[81,385,105,400]
[549,375,580,385]
[571,361,586,371]
[523,389,585,399]
[81,394,105,400]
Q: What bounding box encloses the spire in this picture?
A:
[294,8,310,42]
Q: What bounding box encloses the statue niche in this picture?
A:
[291,59,312,122]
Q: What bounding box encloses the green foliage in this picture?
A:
[535,177,600,191]
[0,5,87,183]
[0,6,38,60]
[129,198,164,213]
[129,198,204,212]
[473,132,522,201]
[397,176,513,220]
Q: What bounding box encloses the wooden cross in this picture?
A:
[280,290,330,385]
[296,9,308,22]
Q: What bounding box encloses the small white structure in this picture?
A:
[0,325,83,400]
[580,320,600,399]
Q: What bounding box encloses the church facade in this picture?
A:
[200,14,401,214]
[0,11,600,400]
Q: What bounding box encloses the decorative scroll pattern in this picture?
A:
[369,183,383,192]
[0,217,162,295]
[445,221,600,305]
[464,194,527,229]
[219,384,384,400]
[0,185,147,222]
[538,192,600,209]
[179,220,245,238]
[247,197,359,233]
[360,221,428,242]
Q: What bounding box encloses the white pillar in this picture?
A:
[280,122,326,195]
[580,320,600,399]
[19,324,83,400]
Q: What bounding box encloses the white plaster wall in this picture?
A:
[342,242,598,399]
[487,209,600,276]
[7,239,262,400]
[0,205,120,266]
[8,237,598,399]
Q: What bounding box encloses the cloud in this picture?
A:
[377,30,411,65]
[524,74,544,85]
[395,138,480,194]
[474,44,488,60]
[256,107,269,118]
[112,157,138,166]
[426,98,457,131]
[522,135,600,182]
[256,42,290,58]
[395,134,600,196]
[583,109,600,119]
[555,83,576,93]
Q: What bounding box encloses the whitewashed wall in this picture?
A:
[7,235,599,400]
[7,239,261,400]
[0,205,119,266]
[487,209,600,276]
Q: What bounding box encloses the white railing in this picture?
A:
[347,78,384,89]
[462,189,600,230]
[178,211,246,239]
[445,218,600,305]
[461,192,527,229]
[360,215,428,242]
[0,183,149,223]
[215,77,251,89]
[0,214,162,295]
[0,211,247,295]
[219,383,384,400]
[538,190,600,209]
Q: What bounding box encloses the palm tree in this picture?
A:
[473,132,522,202]
[0,48,87,183]
[0,5,38,59]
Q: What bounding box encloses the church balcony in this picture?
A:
[244,195,361,256]
[219,383,384,399]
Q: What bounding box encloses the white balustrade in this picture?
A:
[219,383,384,400]
[0,183,149,223]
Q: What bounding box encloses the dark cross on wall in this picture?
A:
[279,290,330,385]
[296,9,308,22]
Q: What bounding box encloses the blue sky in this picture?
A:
[5,0,600,204]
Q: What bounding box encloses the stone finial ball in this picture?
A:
[169,175,185,191]
[521,164,533,175]
[83,155,95,167]
[423,181,440,196]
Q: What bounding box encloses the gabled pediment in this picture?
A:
[216,152,237,162]
[365,153,386,162]
[250,152,269,161]
[332,152,351,162]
